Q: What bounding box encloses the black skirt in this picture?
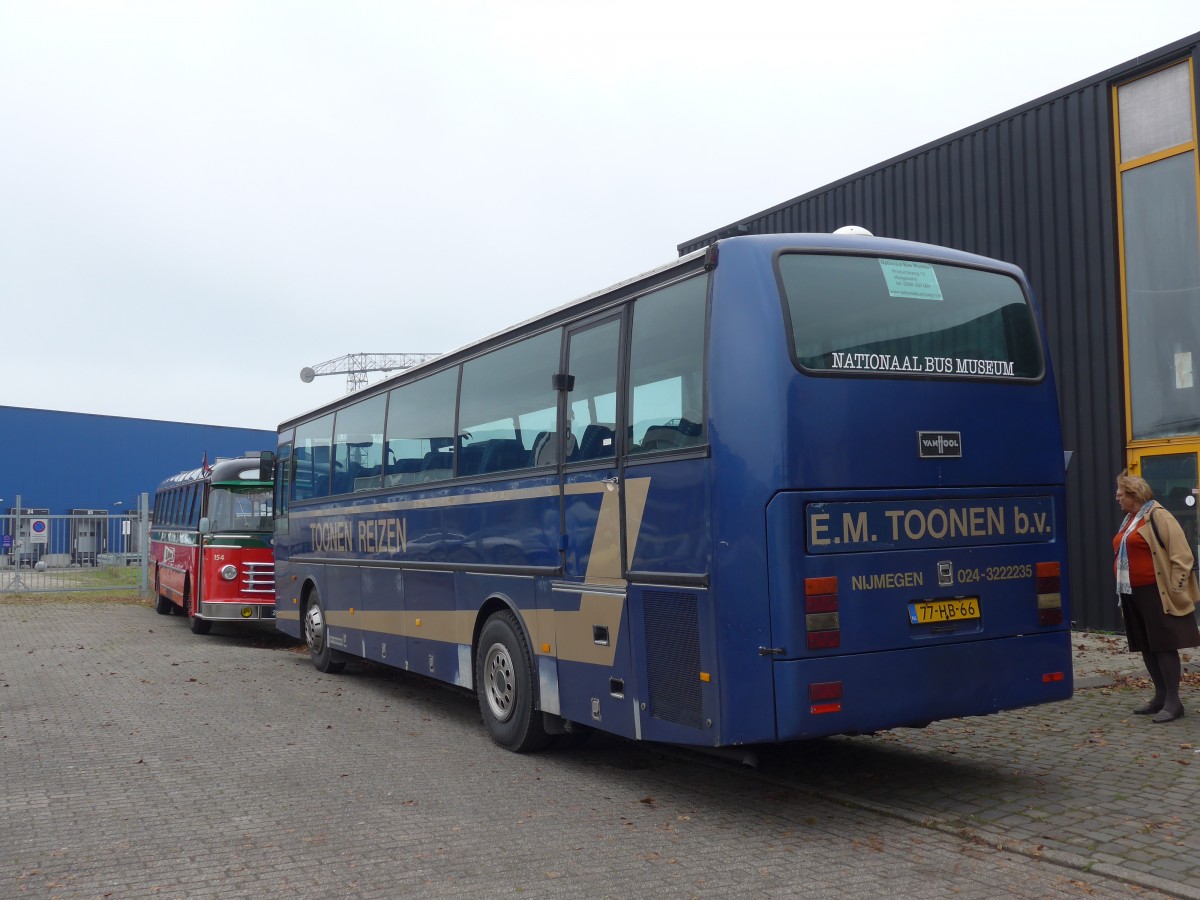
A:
[1121,583,1200,652]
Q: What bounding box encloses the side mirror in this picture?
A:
[199,517,211,535]
[260,450,275,482]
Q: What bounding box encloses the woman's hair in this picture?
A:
[1117,472,1154,503]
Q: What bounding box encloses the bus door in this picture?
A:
[1130,446,1200,565]
[617,272,712,745]
[553,315,639,738]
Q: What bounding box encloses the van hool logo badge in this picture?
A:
[918,431,962,458]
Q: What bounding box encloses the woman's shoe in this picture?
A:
[1133,701,1164,715]
[1151,708,1184,723]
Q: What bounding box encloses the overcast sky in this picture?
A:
[2,1,1198,431]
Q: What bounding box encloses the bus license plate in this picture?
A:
[908,597,980,625]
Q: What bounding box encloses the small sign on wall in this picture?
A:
[1176,351,1193,390]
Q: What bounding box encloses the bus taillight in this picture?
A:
[809,680,843,714]
[1036,561,1062,625]
[804,576,840,649]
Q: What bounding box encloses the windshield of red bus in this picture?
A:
[778,253,1045,380]
[207,486,273,533]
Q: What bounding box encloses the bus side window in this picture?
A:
[275,441,293,523]
[188,484,202,528]
[628,276,707,455]
[384,368,458,488]
[293,413,334,501]
[565,317,619,463]
[333,393,386,495]
[458,330,559,478]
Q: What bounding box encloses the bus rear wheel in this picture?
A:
[476,611,550,753]
[154,573,173,616]
[304,590,345,674]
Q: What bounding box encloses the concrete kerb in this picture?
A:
[864,797,1198,900]
[1072,628,1200,687]
[824,789,1200,900]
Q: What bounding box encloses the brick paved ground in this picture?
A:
[0,599,1186,899]
[751,671,1200,897]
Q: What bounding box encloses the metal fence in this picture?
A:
[1,494,149,595]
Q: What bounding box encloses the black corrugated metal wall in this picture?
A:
[679,36,1200,632]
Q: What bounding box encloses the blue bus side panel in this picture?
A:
[274,560,325,640]
[554,597,638,740]
[326,563,361,624]
[276,598,302,639]
[772,632,1073,741]
[360,566,408,666]
[406,569,458,682]
[622,458,709,575]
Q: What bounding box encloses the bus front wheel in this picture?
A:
[476,611,550,753]
[187,589,211,635]
[305,590,345,674]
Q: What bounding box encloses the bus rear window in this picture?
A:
[778,253,1044,379]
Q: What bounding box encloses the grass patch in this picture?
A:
[0,591,150,606]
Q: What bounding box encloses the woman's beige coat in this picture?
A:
[1134,501,1200,616]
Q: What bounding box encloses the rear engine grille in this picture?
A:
[643,589,703,729]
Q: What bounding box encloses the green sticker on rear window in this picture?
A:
[879,259,943,301]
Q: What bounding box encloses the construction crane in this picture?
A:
[300,353,441,394]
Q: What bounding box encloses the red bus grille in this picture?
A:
[242,561,275,594]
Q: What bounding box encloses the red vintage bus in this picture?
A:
[151,452,276,633]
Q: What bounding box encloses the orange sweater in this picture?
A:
[1113,520,1156,588]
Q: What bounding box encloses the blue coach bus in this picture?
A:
[273,230,1071,752]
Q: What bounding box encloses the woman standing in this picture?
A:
[1113,473,1200,723]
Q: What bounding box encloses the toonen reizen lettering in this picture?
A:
[308,516,408,554]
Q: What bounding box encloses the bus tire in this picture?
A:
[154,573,173,615]
[304,589,345,674]
[476,611,550,753]
[187,588,211,635]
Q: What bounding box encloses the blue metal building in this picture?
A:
[0,405,275,514]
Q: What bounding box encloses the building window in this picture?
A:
[1115,61,1200,441]
[1118,61,1193,162]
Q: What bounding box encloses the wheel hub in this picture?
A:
[305,604,326,653]
[483,642,515,722]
